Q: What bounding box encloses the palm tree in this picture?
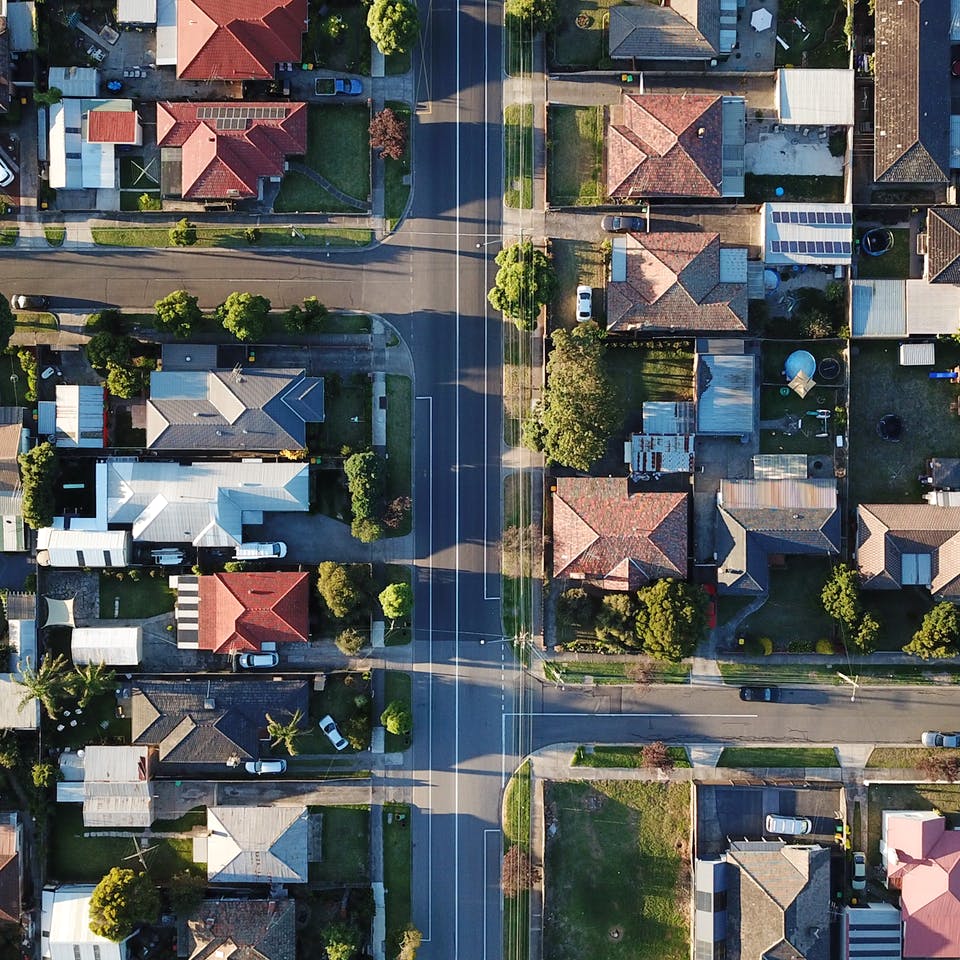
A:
[71,661,117,708]
[16,653,73,719]
[266,708,309,757]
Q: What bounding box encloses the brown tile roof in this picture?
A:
[197,571,309,654]
[156,101,307,200]
[177,0,308,81]
[926,207,960,283]
[182,899,295,960]
[607,94,722,199]
[873,0,950,184]
[607,231,747,334]
[87,110,140,144]
[857,503,960,598]
[552,478,687,589]
[0,817,20,925]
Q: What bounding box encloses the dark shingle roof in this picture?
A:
[608,0,717,60]
[182,899,295,960]
[926,208,960,283]
[873,0,950,184]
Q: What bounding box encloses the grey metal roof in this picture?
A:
[608,2,717,60]
[720,98,745,198]
[206,807,309,884]
[696,354,755,436]
[851,280,907,338]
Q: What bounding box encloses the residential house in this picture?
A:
[195,806,309,884]
[35,528,131,568]
[857,503,960,598]
[552,477,687,591]
[0,593,37,730]
[71,626,142,666]
[146,365,324,451]
[179,899,295,960]
[175,0,308,81]
[923,207,960,282]
[55,745,155,828]
[881,809,960,957]
[41,885,130,960]
[695,351,756,439]
[36,385,107,448]
[762,203,854,267]
[175,571,309,654]
[716,479,840,594]
[131,678,308,769]
[0,407,27,551]
[607,93,745,200]
[873,0,950,187]
[93,459,310,548]
[606,230,748,334]
[607,0,735,62]
[0,813,22,925]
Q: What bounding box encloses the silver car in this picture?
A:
[765,814,812,835]
[244,759,287,775]
[851,851,867,891]
[922,731,960,747]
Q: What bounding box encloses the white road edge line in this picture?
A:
[505,712,761,719]
[454,0,462,952]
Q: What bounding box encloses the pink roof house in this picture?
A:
[882,810,960,957]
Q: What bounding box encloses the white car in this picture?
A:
[0,159,13,188]
[576,285,592,322]
[851,851,867,891]
[11,295,48,310]
[765,814,812,836]
[244,759,287,775]
[237,651,280,669]
[319,714,349,751]
[922,731,960,747]
[234,542,287,560]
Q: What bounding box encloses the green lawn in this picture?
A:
[383,670,411,753]
[504,761,531,850]
[274,104,371,212]
[849,340,960,503]
[15,312,58,333]
[151,807,207,832]
[503,472,535,639]
[298,672,372,754]
[307,806,370,882]
[504,890,530,960]
[775,0,849,67]
[606,343,695,409]
[745,174,844,203]
[550,0,621,67]
[719,661,960,685]
[91,225,372,248]
[717,747,839,768]
[547,105,605,206]
[505,104,534,209]
[543,781,689,960]
[503,321,532,446]
[505,14,533,76]
[383,803,412,955]
[383,103,412,228]
[310,374,372,457]
[758,386,838,455]
[550,660,689,684]
[549,239,607,329]
[856,228,911,279]
[866,747,958,768]
[867,784,960,861]
[99,572,175,619]
[385,374,412,534]
[573,745,691,768]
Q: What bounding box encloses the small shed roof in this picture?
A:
[851,279,907,337]
[906,280,960,335]
[71,626,142,666]
[36,528,130,568]
[7,3,37,52]
[899,342,936,365]
[41,886,127,960]
[776,69,855,126]
[117,0,158,23]
[47,67,98,98]
[54,385,105,448]
[697,354,755,436]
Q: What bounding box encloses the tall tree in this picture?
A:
[344,451,386,522]
[266,708,308,756]
[487,241,556,331]
[154,290,201,338]
[18,442,59,529]
[71,661,117,709]
[379,582,413,628]
[0,295,14,352]
[16,653,73,719]
[635,579,707,662]
[367,0,419,55]
[821,564,862,637]
[317,562,365,620]
[217,292,271,342]
[321,922,360,960]
[903,602,960,659]
[88,868,159,942]
[594,593,638,649]
[504,0,558,30]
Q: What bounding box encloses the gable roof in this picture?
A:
[131,678,308,765]
[182,899,295,960]
[0,814,19,925]
[176,0,307,80]
[726,841,831,960]
[607,231,747,333]
[926,207,960,283]
[607,1,718,60]
[552,478,687,590]
[873,0,950,184]
[156,101,307,199]
[146,367,323,450]
[717,479,840,594]
[205,806,308,883]
[857,503,960,598]
[78,746,154,828]
[607,94,722,199]
[197,571,309,653]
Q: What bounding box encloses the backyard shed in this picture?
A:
[117,0,157,23]
[696,354,756,437]
[776,69,855,126]
[898,342,935,365]
[851,280,907,338]
[41,886,129,960]
[36,528,130,568]
[71,626,143,666]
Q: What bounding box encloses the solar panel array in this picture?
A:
[771,209,852,225]
[196,105,286,120]
[769,239,852,254]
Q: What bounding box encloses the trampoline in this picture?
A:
[877,414,902,442]
[818,357,841,380]
[784,350,817,381]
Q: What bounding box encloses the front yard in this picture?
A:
[547,105,605,206]
[549,239,607,330]
[549,0,621,67]
[307,805,370,882]
[298,671,373,755]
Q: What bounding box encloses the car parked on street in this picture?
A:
[922,731,960,747]
[600,215,644,233]
[739,685,781,702]
[320,714,349,751]
[238,652,280,669]
[244,759,287,775]
[576,285,592,322]
[11,294,48,310]
[851,851,867,891]
[765,814,812,836]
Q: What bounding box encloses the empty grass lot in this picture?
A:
[867,784,960,861]
[307,806,370,882]
[717,747,839,768]
[849,340,960,504]
[548,105,605,206]
[573,745,691,768]
[505,104,534,209]
[544,781,689,960]
[99,572,175,620]
[550,0,620,67]
[856,228,911,279]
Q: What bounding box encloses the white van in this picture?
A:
[765,814,812,836]
[234,542,287,560]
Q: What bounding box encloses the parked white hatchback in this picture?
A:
[319,714,349,751]
[576,285,592,322]
[244,759,287,775]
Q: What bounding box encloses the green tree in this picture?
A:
[166,873,207,916]
[526,321,622,470]
[903,602,960,659]
[16,348,38,402]
[86,331,131,372]
[821,563,862,638]
[397,925,423,960]
[33,87,63,106]
[379,582,412,627]
[367,0,419,55]
[0,732,20,770]
[487,241,556,331]
[16,653,73,719]
[169,218,196,246]
[594,593,638,649]
[556,587,594,627]
[0,295,15,352]
[380,698,412,735]
[635,579,706,662]
[31,761,59,789]
[335,627,367,656]
[351,516,384,543]
[266,708,308,756]
[88,868,159,942]
[344,451,386,521]
[154,290,201,338]
[317,562,363,619]
[504,0,557,30]
[18,442,59,530]
[70,662,117,709]
[284,296,329,334]
[853,611,880,654]
[217,292,271,342]
[105,360,144,399]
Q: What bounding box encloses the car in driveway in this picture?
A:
[765,814,812,835]
[0,159,13,188]
[576,285,592,322]
[319,714,349,751]
[244,759,287,775]
[600,215,644,233]
[739,685,781,702]
[851,851,867,891]
[922,731,960,747]
[237,651,280,669]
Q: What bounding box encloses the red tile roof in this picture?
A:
[156,101,307,200]
[607,94,722,198]
[552,478,687,589]
[177,0,308,80]
[197,571,309,654]
[87,110,140,144]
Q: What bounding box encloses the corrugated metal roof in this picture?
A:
[906,280,960,335]
[851,279,907,337]
[207,806,309,884]
[697,354,755,435]
[643,401,695,434]
[777,69,855,126]
[36,528,130,568]
[7,3,37,52]
[47,67,98,98]
[54,385,104,448]
[0,675,38,729]
[720,477,837,509]
[71,627,142,666]
[752,454,808,479]
[117,0,157,22]
[43,886,126,960]
[899,342,936,365]
[720,97,745,197]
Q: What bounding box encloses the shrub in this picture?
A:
[137,193,162,212]
[641,740,673,770]
[169,218,196,246]
[815,638,835,655]
[760,637,774,655]
[335,627,367,656]
[501,846,539,897]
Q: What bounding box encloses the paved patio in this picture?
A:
[746,126,843,176]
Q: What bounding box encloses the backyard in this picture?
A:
[99,571,175,620]
[547,105,605,206]
[855,228,911,279]
[543,781,689,960]
[307,805,370,882]
[744,174,844,203]
[606,341,695,430]
[849,340,960,504]
[550,0,621,67]
[775,0,849,67]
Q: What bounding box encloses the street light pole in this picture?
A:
[836,671,859,702]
